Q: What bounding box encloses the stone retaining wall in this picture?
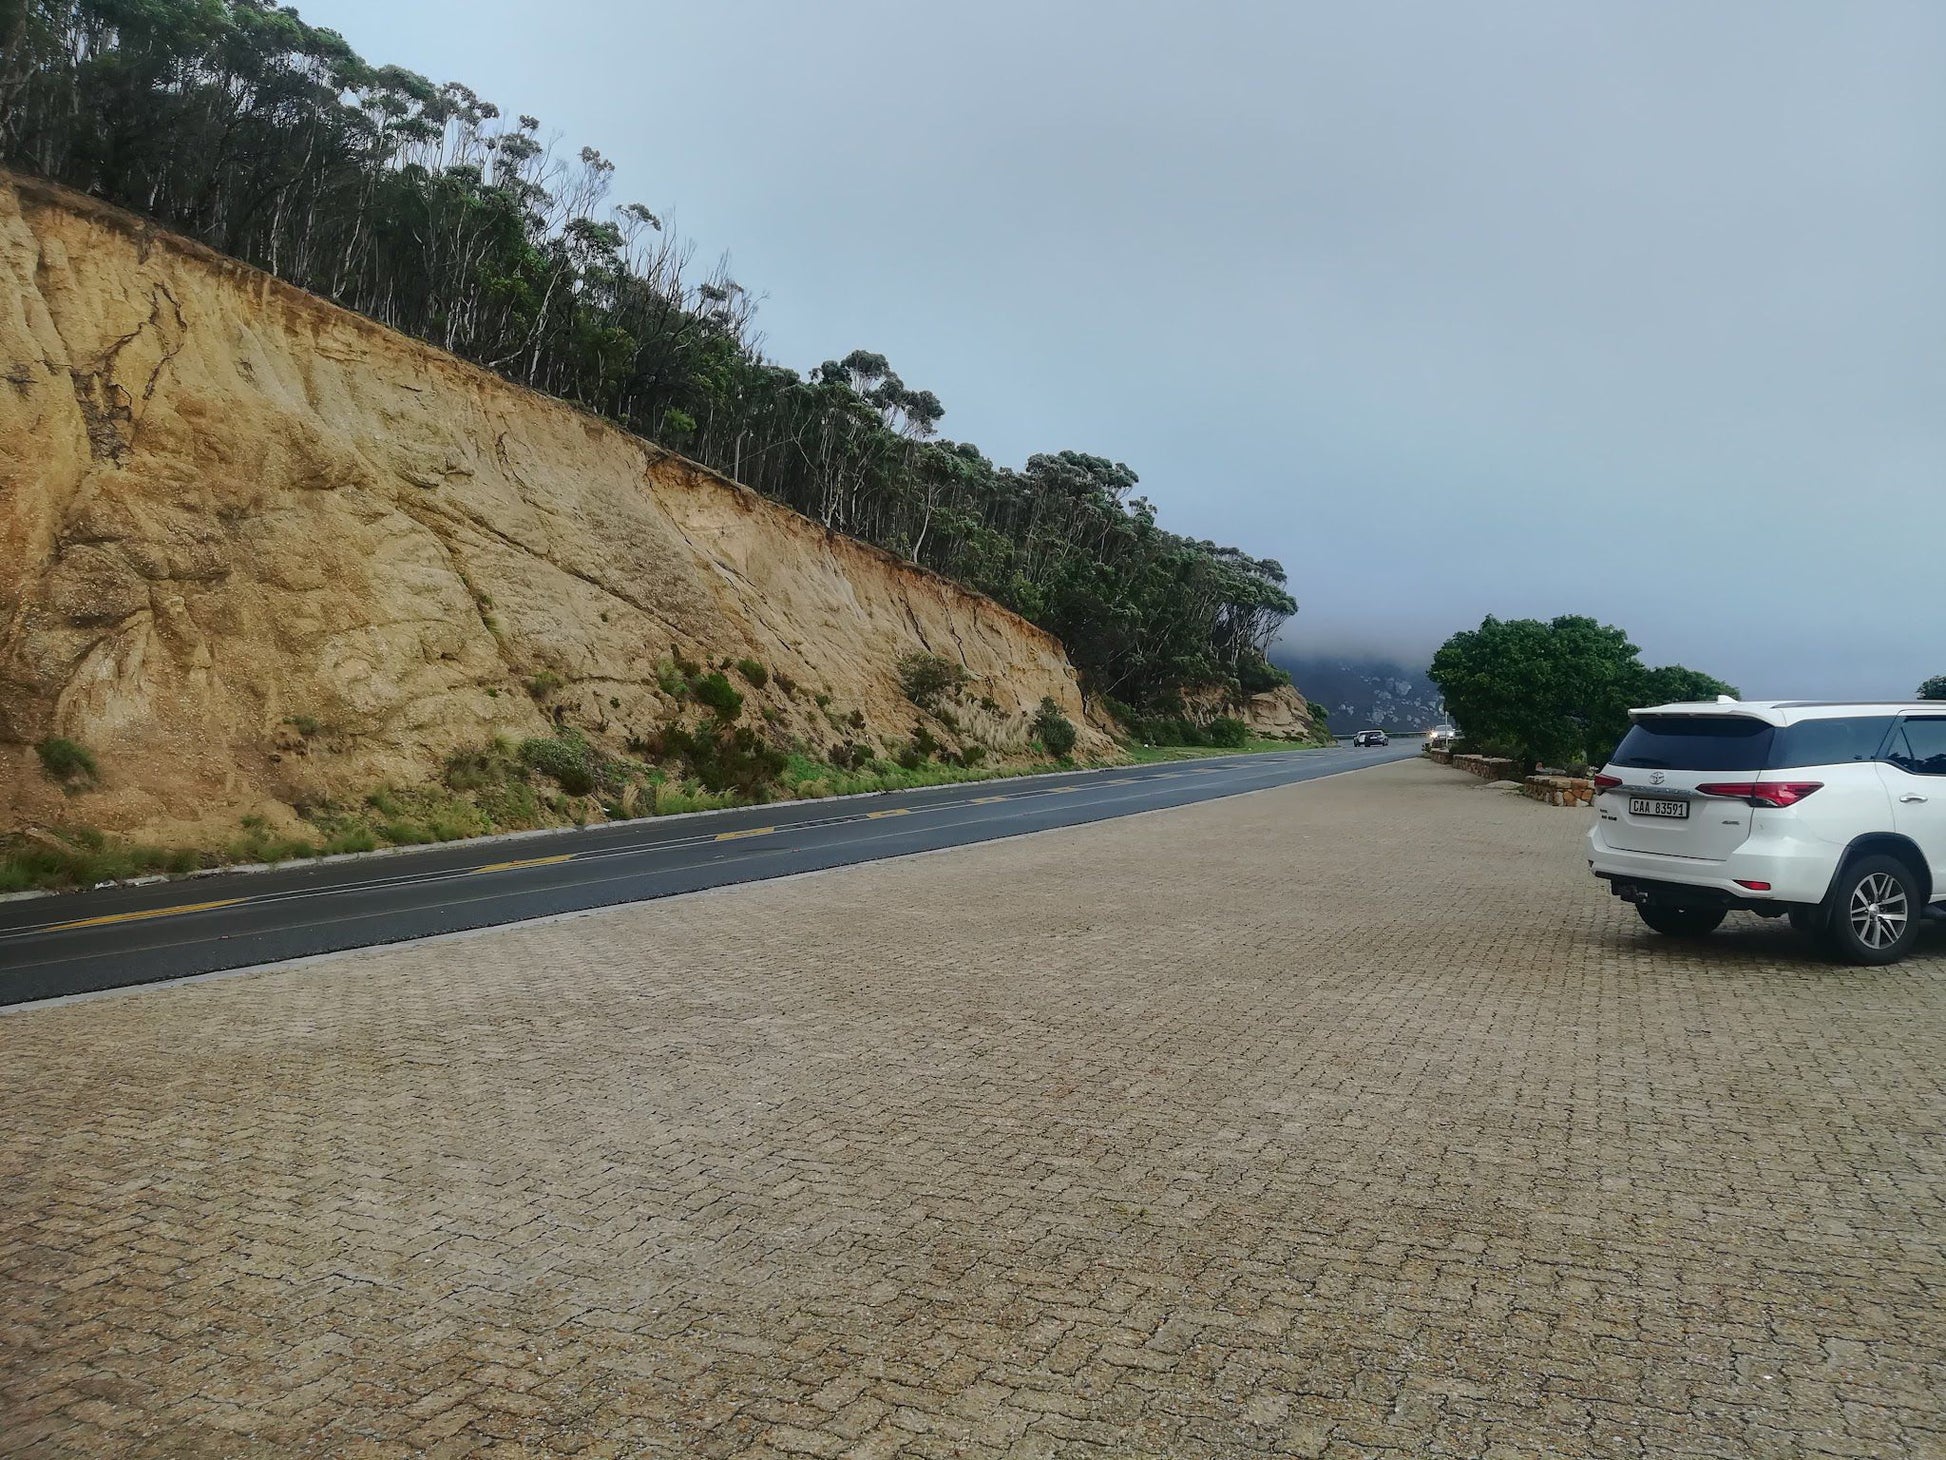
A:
[1452,753,1519,782]
[1522,775,1597,808]
[1434,748,1595,807]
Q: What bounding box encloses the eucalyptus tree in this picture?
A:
[0,0,1302,710]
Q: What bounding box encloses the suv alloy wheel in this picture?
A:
[1821,854,1923,966]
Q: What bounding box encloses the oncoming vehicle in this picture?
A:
[1587,699,1945,964]
[1352,730,1390,747]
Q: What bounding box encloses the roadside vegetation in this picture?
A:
[0,0,1296,717]
[1101,697,1332,753]
[34,736,98,790]
[1,643,1332,893]
[0,649,1106,891]
[1429,615,1737,773]
[1120,735,1318,765]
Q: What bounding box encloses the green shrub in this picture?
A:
[226,814,319,865]
[814,691,832,708]
[829,741,873,772]
[896,651,969,708]
[425,804,488,841]
[1207,716,1250,748]
[1106,703,1250,748]
[774,671,799,697]
[960,744,988,767]
[910,725,940,760]
[894,743,927,770]
[846,708,866,729]
[1235,654,1291,695]
[1033,697,1078,757]
[525,669,563,699]
[519,733,598,795]
[35,736,98,787]
[286,714,322,736]
[689,671,743,720]
[659,719,786,796]
[442,739,520,792]
[657,659,689,698]
[734,658,769,688]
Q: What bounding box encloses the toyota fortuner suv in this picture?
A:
[1587,700,1944,964]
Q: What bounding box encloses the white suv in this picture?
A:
[1587,699,1945,964]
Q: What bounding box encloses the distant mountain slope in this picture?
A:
[1271,654,1446,732]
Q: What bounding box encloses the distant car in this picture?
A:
[1588,698,1945,965]
[1352,730,1389,747]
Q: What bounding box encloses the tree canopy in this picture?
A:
[0,0,1295,707]
[1429,615,1738,769]
[1636,664,1740,707]
[1918,675,1946,702]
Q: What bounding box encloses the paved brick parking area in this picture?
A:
[3,757,1943,1459]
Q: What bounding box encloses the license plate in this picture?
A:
[1629,796,1689,820]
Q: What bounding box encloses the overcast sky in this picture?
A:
[302,0,1940,698]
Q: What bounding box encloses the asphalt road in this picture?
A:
[0,742,1420,1007]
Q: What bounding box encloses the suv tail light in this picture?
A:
[1695,781,1824,808]
[1592,773,1623,790]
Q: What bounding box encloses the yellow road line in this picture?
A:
[1104,778,1136,785]
[866,808,910,819]
[971,795,1010,804]
[714,827,776,841]
[475,854,573,874]
[1045,786,1078,794]
[45,898,245,933]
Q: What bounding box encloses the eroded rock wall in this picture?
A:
[1175,683,1322,742]
[0,173,1103,843]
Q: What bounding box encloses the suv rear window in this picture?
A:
[1611,714,1894,771]
[1610,716,1772,771]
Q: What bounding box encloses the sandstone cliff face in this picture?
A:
[1237,685,1319,740]
[0,174,1106,844]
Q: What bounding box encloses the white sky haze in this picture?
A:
[299,0,1943,697]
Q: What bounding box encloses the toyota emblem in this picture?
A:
[1650,770,1666,785]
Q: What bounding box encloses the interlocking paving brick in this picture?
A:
[3,758,1943,1457]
